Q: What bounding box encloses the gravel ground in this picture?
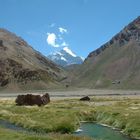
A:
[0,88,140,100]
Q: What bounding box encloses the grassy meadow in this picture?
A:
[0,97,140,140]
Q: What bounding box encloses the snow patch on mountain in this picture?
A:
[47,47,84,66]
[61,56,67,61]
[63,47,77,57]
[80,57,85,61]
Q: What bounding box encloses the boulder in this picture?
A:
[80,96,90,101]
[15,93,50,106]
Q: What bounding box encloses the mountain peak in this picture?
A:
[75,16,140,89]
[48,47,84,66]
[63,47,77,57]
[87,16,140,59]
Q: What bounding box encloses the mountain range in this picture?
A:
[47,47,84,67]
[1,16,140,91]
[71,16,140,89]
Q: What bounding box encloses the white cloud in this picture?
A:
[61,41,68,47]
[47,33,60,48]
[47,26,68,48]
[59,27,68,34]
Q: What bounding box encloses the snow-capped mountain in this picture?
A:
[47,47,84,66]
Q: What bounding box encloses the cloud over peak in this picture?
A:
[59,27,67,34]
[46,26,68,48]
[61,41,68,47]
[47,33,59,48]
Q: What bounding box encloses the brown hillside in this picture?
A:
[0,29,66,91]
[72,16,140,89]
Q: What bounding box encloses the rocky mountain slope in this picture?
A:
[47,47,84,67]
[72,16,140,89]
[0,28,66,91]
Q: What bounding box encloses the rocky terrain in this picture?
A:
[0,28,66,91]
[71,16,140,89]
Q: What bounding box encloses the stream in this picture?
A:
[74,122,137,140]
[0,120,138,140]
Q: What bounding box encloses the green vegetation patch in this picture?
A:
[0,98,140,139]
[0,126,91,140]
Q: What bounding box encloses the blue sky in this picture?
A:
[0,0,140,58]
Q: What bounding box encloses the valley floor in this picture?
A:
[0,88,140,99]
[0,89,140,140]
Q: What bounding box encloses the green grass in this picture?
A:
[0,98,140,139]
[94,100,140,138]
[0,126,91,140]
